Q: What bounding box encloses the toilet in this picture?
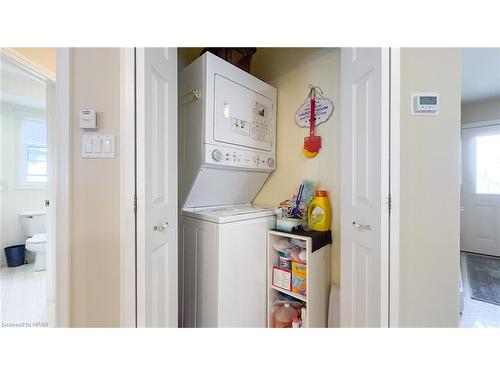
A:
[19,211,47,271]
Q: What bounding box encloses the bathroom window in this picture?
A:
[20,117,47,185]
[476,134,500,194]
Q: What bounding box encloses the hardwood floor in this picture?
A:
[1,264,54,328]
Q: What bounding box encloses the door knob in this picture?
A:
[153,222,169,232]
[45,200,50,207]
[353,221,371,230]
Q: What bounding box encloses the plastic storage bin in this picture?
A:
[4,244,25,267]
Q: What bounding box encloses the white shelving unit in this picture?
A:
[267,230,331,328]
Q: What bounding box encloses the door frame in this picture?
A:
[462,119,500,130]
[119,48,137,327]
[460,119,500,257]
[0,48,70,327]
[389,47,400,327]
[54,48,71,327]
[118,47,402,328]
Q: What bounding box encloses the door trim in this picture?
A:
[119,48,137,327]
[0,47,69,327]
[55,48,71,327]
[135,47,147,327]
[462,119,500,130]
[389,48,400,327]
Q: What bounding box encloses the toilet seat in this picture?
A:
[26,233,46,245]
[25,233,46,271]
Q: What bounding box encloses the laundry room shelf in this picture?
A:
[267,230,331,328]
[270,285,307,303]
[271,228,332,252]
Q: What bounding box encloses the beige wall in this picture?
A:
[70,48,121,327]
[461,96,500,124]
[178,48,202,71]
[399,48,461,327]
[251,48,341,284]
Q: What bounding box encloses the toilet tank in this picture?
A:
[19,211,46,237]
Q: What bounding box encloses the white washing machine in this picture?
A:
[181,205,275,327]
[179,52,277,327]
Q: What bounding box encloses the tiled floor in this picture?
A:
[0,264,54,328]
[459,252,500,328]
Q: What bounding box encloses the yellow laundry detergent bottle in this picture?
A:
[308,190,331,231]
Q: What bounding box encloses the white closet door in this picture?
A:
[340,48,390,327]
[136,48,178,327]
[461,124,500,258]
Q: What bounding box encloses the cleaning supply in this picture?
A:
[289,249,301,263]
[273,303,298,328]
[279,253,292,270]
[273,266,292,291]
[275,180,318,232]
[291,261,307,296]
[308,190,331,232]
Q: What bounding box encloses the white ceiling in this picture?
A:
[462,48,500,104]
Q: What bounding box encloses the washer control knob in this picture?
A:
[267,157,275,168]
[211,149,223,162]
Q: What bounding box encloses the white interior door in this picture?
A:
[340,48,390,327]
[136,48,178,327]
[461,124,500,257]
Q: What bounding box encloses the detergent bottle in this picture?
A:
[307,190,331,231]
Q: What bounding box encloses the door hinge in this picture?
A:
[134,194,137,213]
[387,195,392,214]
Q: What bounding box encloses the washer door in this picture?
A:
[213,74,274,152]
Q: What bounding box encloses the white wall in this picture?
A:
[1,60,48,266]
[1,103,47,245]
[399,48,461,327]
[461,96,500,124]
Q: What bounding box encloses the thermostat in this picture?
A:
[79,109,98,129]
[410,93,439,116]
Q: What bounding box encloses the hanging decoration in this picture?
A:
[295,85,333,158]
[295,85,334,128]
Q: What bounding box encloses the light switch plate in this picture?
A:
[82,135,115,159]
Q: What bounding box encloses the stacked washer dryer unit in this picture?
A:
[179,52,277,327]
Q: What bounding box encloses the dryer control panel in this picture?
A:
[205,145,275,171]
